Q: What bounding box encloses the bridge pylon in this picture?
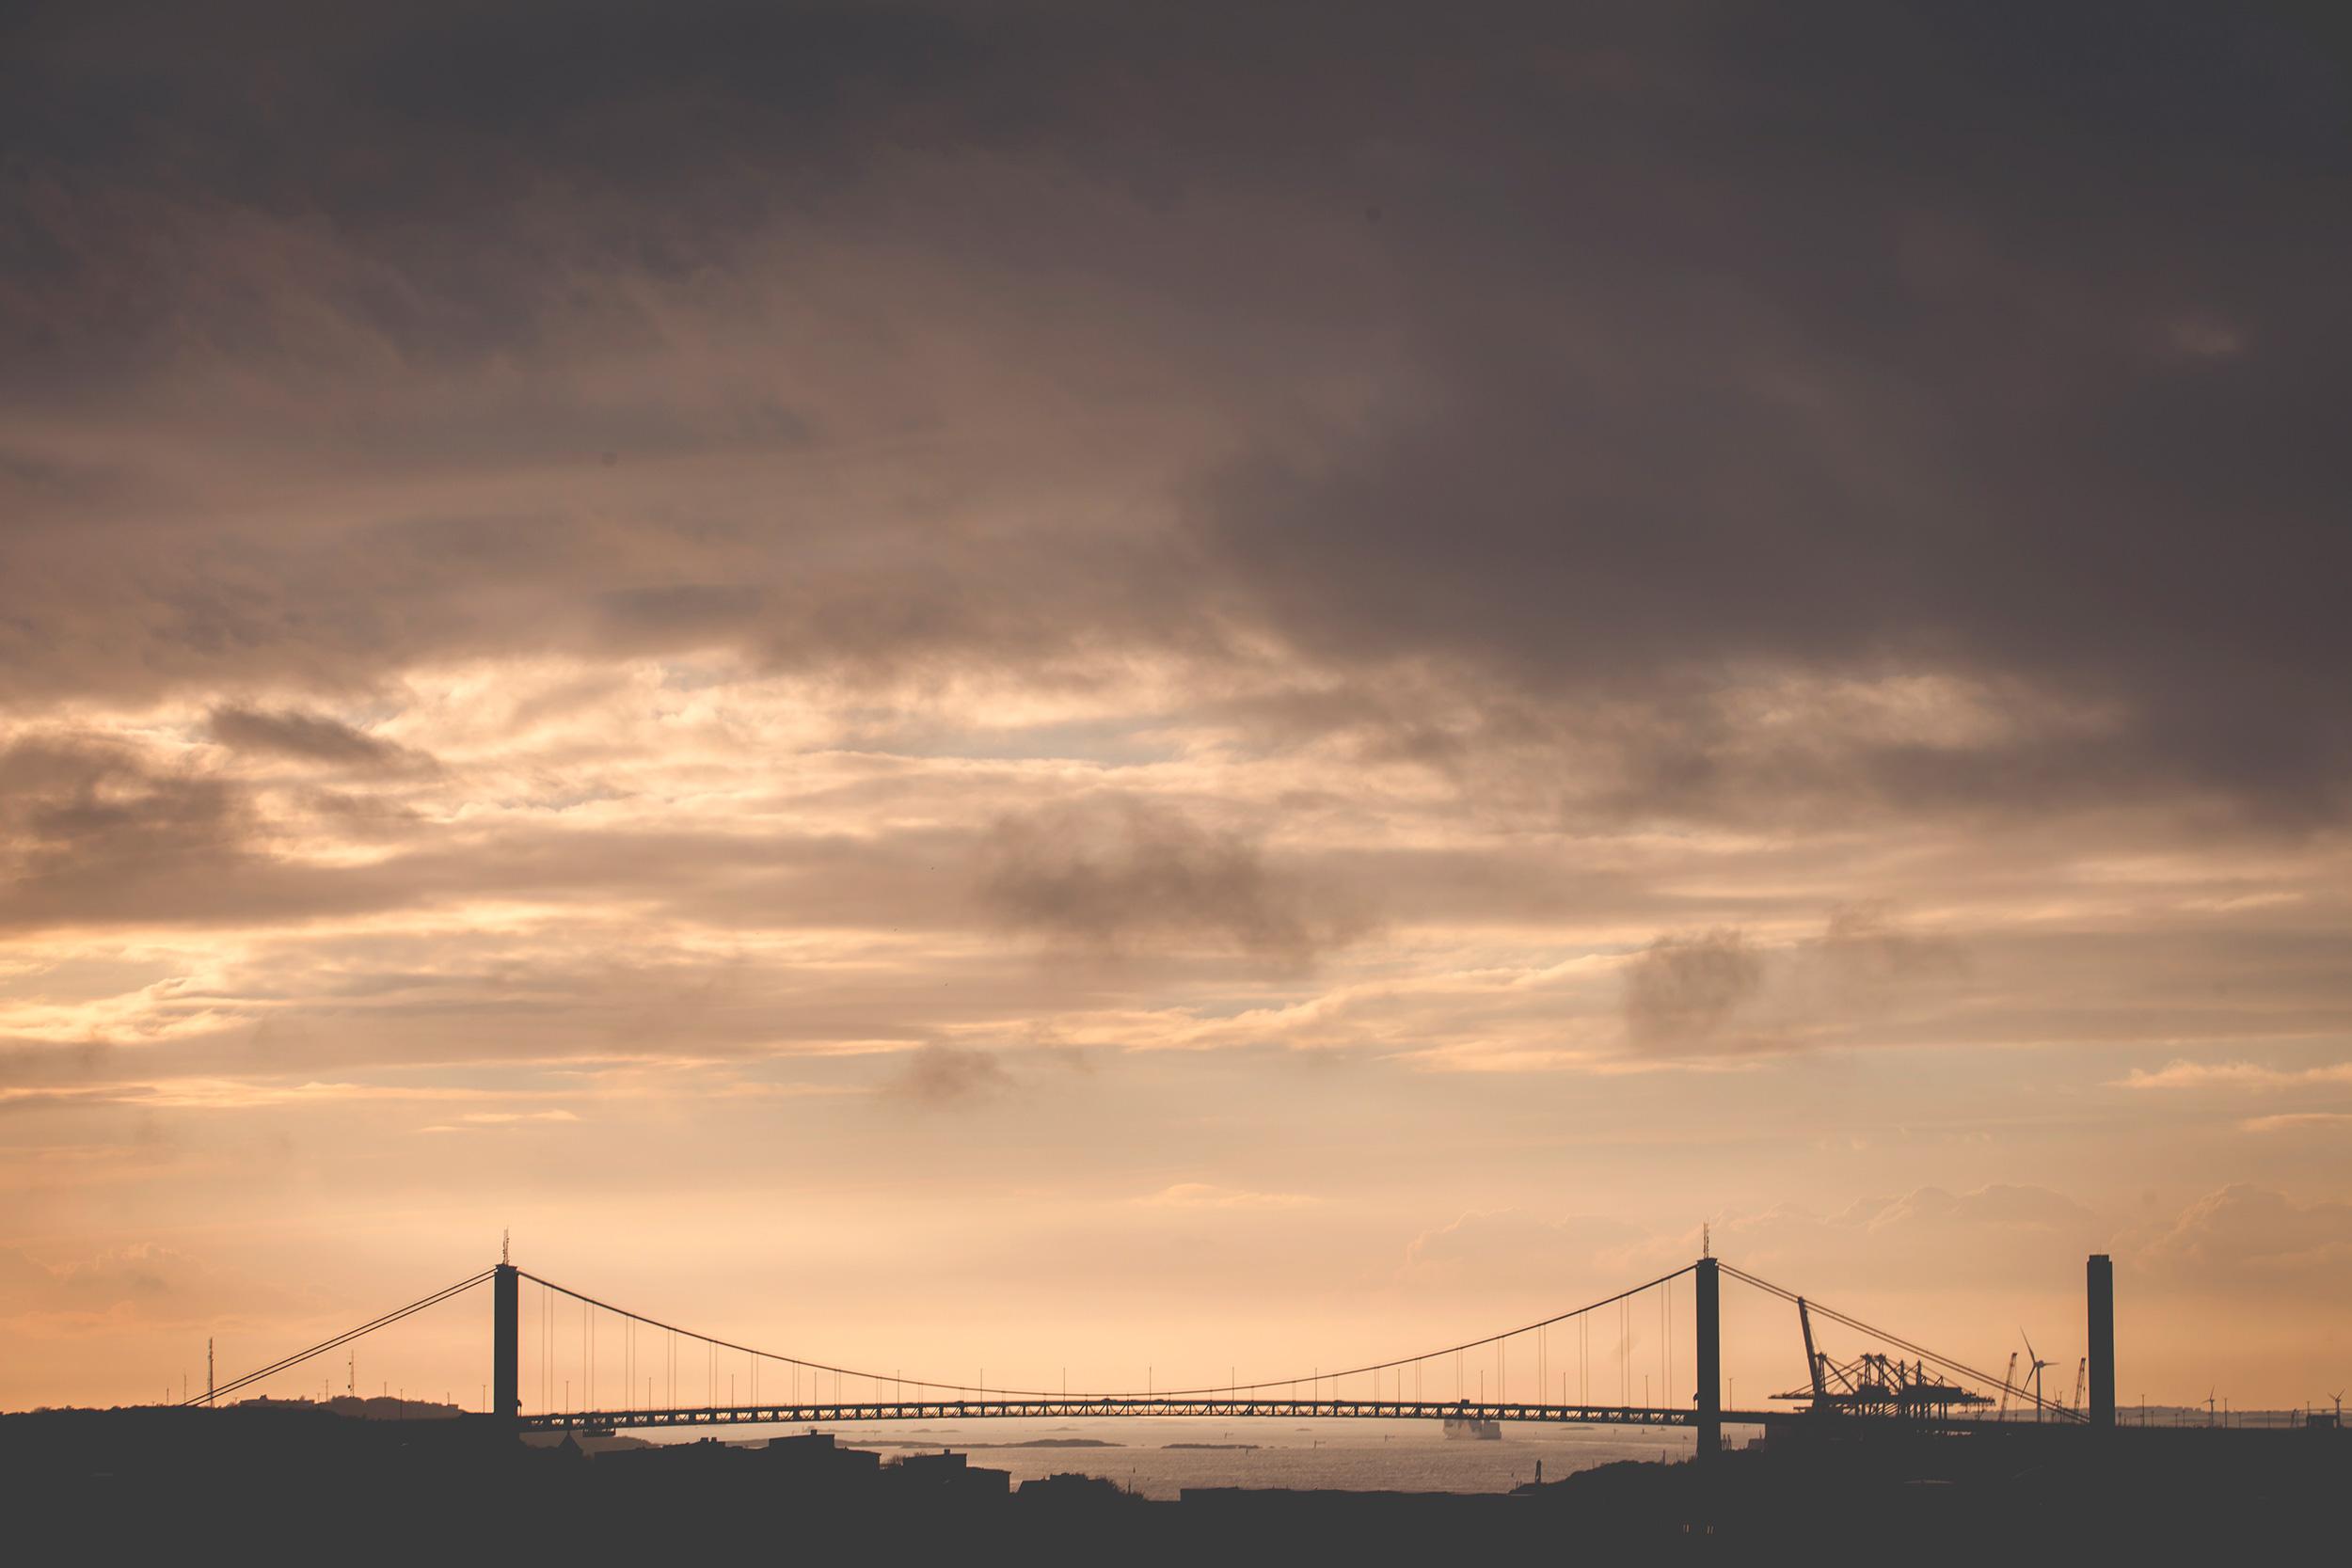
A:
[1695,1255,1720,1464]
[493,1262,519,1419]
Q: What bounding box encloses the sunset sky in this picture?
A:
[4,3,2347,1416]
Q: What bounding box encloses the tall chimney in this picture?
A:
[2086,1254,2115,1429]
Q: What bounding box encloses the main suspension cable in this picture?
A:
[521,1264,1695,1404]
[519,1269,1063,1399]
[180,1269,495,1408]
[1158,1266,1698,1398]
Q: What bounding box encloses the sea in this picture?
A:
[633,1416,1728,1500]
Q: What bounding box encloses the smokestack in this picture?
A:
[2086,1254,2115,1429]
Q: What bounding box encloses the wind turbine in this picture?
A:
[2020,1333,2051,1424]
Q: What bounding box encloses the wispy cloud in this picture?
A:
[1139,1182,1316,1211]
[2239,1112,2352,1133]
[419,1110,581,1132]
[2114,1061,2352,1091]
[0,1079,573,1112]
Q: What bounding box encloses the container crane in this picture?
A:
[1772,1298,1990,1422]
[1799,1297,1828,1402]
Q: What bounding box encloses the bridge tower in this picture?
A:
[2086,1253,2115,1430]
[493,1260,519,1419]
[1695,1254,1721,1463]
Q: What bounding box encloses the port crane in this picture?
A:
[1772,1297,1991,1421]
[2070,1356,2087,1414]
[1996,1352,2018,1419]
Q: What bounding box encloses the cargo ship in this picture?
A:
[1443,1416,1502,1440]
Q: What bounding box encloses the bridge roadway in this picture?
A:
[523,1397,1732,1434]
[519,1400,2080,1436]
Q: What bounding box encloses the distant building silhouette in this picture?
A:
[895,1448,1010,1497]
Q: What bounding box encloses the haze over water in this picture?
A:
[621,1418,1704,1501]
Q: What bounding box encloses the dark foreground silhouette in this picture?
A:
[8,1407,2344,1564]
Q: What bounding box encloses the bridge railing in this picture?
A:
[520,1397,1697,1433]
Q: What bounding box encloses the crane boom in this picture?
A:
[1798,1296,1827,1402]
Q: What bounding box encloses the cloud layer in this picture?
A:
[1,1,2346,1410]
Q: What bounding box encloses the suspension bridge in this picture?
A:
[183,1247,2119,1459]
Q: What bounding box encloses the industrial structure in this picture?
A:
[1771,1294,1993,1421]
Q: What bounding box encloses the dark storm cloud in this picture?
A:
[0,735,503,931]
[1622,909,1967,1056]
[0,738,276,924]
[977,796,1367,968]
[1185,7,2352,823]
[0,730,985,936]
[207,705,435,773]
[3,2,2346,825]
[884,1042,1012,1105]
[1622,929,1763,1053]
[1811,905,1966,995]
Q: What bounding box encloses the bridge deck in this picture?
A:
[522,1397,1710,1433]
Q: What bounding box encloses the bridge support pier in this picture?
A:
[494,1262,519,1419]
[1695,1255,1720,1465]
